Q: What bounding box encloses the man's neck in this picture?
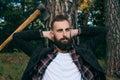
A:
[54,45,68,53]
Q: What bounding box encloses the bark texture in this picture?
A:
[44,0,80,46]
[105,0,120,78]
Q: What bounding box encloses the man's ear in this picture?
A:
[70,29,72,37]
[50,31,54,37]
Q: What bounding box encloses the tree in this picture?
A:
[105,0,120,78]
[44,0,80,46]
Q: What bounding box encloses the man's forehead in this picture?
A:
[54,25,71,30]
[54,20,69,24]
[53,21,70,28]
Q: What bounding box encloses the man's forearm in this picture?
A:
[13,30,44,56]
[79,26,108,37]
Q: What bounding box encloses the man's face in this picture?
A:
[52,20,72,50]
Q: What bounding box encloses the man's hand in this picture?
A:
[42,31,54,41]
[70,28,81,37]
[42,28,81,40]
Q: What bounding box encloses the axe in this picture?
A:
[0,4,50,51]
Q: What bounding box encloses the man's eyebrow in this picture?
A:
[57,28,63,31]
[66,27,71,29]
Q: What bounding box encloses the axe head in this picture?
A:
[37,4,50,21]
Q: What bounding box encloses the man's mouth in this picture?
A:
[61,39,68,43]
[62,39,68,41]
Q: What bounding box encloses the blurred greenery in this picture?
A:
[0,0,44,52]
[0,0,108,79]
[0,0,119,80]
[0,0,106,52]
[0,52,29,80]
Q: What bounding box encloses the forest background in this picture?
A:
[0,0,120,80]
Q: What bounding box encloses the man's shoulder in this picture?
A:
[33,46,52,58]
[75,45,104,72]
[74,44,91,52]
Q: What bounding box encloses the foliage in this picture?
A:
[0,52,29,80]
[0,0,44,52]
[78,0,105,26]
[0,0,105,59]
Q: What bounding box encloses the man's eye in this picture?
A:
[57,29,62,32]
[66,28,70,31]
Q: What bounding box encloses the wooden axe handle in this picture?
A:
[0,9,40,51]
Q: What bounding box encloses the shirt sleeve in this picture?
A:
[13,30,44,57]
[78,26,108,52]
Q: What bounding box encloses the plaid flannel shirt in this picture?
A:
[32,47,94,80]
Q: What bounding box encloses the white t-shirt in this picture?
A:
[42,52,82,80]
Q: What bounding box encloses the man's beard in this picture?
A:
[53,36,72,51]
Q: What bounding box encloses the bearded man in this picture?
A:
[13,15,107,80]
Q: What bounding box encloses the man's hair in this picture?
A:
[51,15,70,29]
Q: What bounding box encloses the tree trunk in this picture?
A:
[44,0,80,47]
[105,0,120,78]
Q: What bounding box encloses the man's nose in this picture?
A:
[63,31,67,36]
